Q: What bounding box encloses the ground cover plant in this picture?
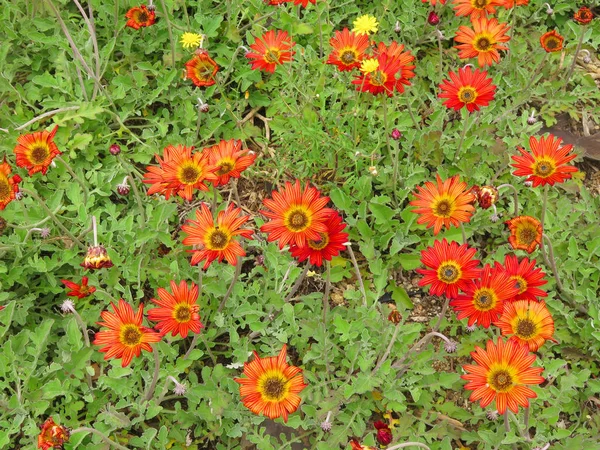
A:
[1,0,600,449]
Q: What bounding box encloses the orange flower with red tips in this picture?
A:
[439,66,496,113]
[495,300,555,351]
[494,255,548,302]
[13,125,61,176]
[506,216,543,254]
[143,145,184,200]
[81,245,114,270]
[147,280,203,338]
[540,30,564,53]
[417,239,482,299]
[410,174,476,235]
[462,338,544,414]
[511,134,578,187]
[0,158,22,210]
[289,212,349,267]
[246,30,296,73]
[452,0,502,20]
[235,344,307,422]
[185,50,219,87]
[61,277,96,299]
[374,42,416,93]
[450,264,519,328]
[454,17,510,67]
[182,203,253,269]
[260,180,335,249]
[204,139,257,186]
[38,417,70,450]
[326,28,370,72]
[93,299,162,367]
[574,6,594,24]
[160,145,219,201]
[125,5,156,29]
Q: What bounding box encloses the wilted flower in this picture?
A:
[81,245,114,270]
[471,185,499,209]
[388,308,401,324]
[486,410,499,420]
[117,177,130,196]
[60,299,76,314]
[37,417,70,450]
[320,411,332,432]
[444,339,458,353]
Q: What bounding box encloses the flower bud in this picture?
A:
[388,308,401,324]
[427,11,440,26]
[391,128,402,140]
[394,21,401,34]
[471,185,498,209]
[374,421,393,446]
[583,56,592,64]
[109,144,121,155]
[444,340,458,353]
[117,183,130,196]
[40,227,51,238]
[527,116,537,125]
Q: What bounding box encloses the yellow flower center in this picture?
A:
[216,159,235,175]
[511,275,528,294]
[532,159,556,178]
[120,324,143,347]
[514,318,537,339]
[179,164,202,184]
[308,233,330,250]
[0,177,10,201]
[264,48,281,64]
[516,224,539,246]
[370,70,387,86]
[437,261,462,284]
[29,145,50,164]
[432,197,455,218]
[206,227,231,250]
[173,303,194,323]
[458,86,478,104]
[284,207,311,232]
[258,371,290,402]
[471,0,489,8]
[488,368,515,393]
[340,49,358,65]
[472,288,497,311]
[474,34,494,52]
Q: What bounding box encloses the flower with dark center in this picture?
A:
[125,5,156,29]
[0,158,22,210]
[235,344,307,422]
[373,41,416,94]
[454,17,510,67]
[185,50,219,87]
[203,139,257,187]
[147,280,203,338]
[462,338,544,414]
[574,6,594,25]
[439,66,496,113]
[505,216,543,254]
[452,0,500,20]
[494,254,548,302]
[494,300,555,351]
[246,30,296,73]
[61,276,96,299]
[289,212,348,267]
[13,125,61,176]
[540,30,564,53]
[326,28,370,72]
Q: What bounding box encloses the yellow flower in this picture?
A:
[353,14,378,35]
[180,32,203,49]
[360,58,379,74]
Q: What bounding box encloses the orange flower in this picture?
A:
[462,338,544,414]
[454,17,510,67]
[204,139,256,186]
[260,180,335,249]
[125,5,156,29]
[289,212,349,267]
[235,344,307,422]
[0,158,22,210]
[450,264,519,328]
[494,255,548,302]
[293,0,316,6]
[574,6,594,24]
[326,28,370,72]
[185,50,219,87]
[422,0,446,4]
[13,125,61,176]
[94,299,161,367]
[374,42,416,93]
[61,276,96,299]
[511,134,577,187]
[506,216,543,254]
[143,145,184,200]
[147,280,203,338]
[350,440,376,450]
[182,203,253,269]
[38,418,70,450]
[81,245,114,270]
[499,0,528,7]
[160,145,219,201]
[495,300,555,351]
[452,0,502,20]
[540,30,564,53]
[417,239,482,299]
[439,66,496,113]
[410,174,475,235]
[246,30,296,73]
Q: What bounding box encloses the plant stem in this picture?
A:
[565,26,586,87]
[541,234,564,292]
[92,215,98,246]
[405,95,420,130]
[126,175,146,225]
[14,106,80,131]
[71,309,93,390]
[497,183,519,216]
[436,26,444,81]
[20,189,85,249]
[211,186,218,216]
[199,332,217,365]
[322,260,331,324]
[455,111,470,159]
[523,406,530,440]
[217,257,242,313]
[283,261,310,302]
[55,156,88,204]
[373,322,401,374]
[460,223,467,244]
[158,0,176,67]
[503,410,518,450]
[346,244,367,307]
[70,427,129,450]
[523,52,548,92]
[143,346,161,402]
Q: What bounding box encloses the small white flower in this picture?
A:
[61,300,76,314]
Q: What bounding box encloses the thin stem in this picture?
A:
[455,111,470,158]
[565,26,586,87]
[158,0,176,68]
[373,322,401,374]
[322,261,331,324]
[199,332,217,365]
[523,52,548,92]
[71,310,93,389]
[14,106,80,131]
[92,216,98,247]
[497,183,519,216]
[94,288,118,303]
[346,244,367,307]
[143,346,161,402]
[56,155,88,204]
[540,184,548,230]
[542,235,564,292]
[72,0,100,98]
[523,406,530,440]
[217,258,242,313]
[183,334,199,360]
[211,186,218,216]
[284,261,310,303]
[436,26,443,81]
[503,410,518,450]
[20,189,85,249]
[460,223,467,244]
[70,427,129,450]
[126,175,146,225]
[405,96,420,130]
[277,261,296,294]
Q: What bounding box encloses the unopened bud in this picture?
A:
[428,11,440,26]
[368,166,378,176]
[394,21,401,34]
[391,128,402,140]
[109,144,121,156]
[61,299,76,314]
[117,183,130,196]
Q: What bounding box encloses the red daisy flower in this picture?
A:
[326,28,370,72]
[93,299,162,367]
[60,276,96,299]
[246,30,296,73]
[494,254,548,302]
[454,17,511,67]
[438,66,496,113]
[260,179,335,249]
[147,280,203,338]
[125,5,156,30]
[185,50,219,87]
[506,216,543,254]
[352,54,403,97]
[511,134,578,187]
[181,203,253,269]
[450,264,519,328]
[499,0,528,7]
[540,30,564,53]
[160,145,219,201]
[417,238,482,299]
[293,0,316,6]
[0,158,22,210]
[495,300,555,351]
[143,145,184,200]
[38,418,70,450]
[452,0,502,20]
[289,212,349,267]
[204,139,257,187]
[373,41,416,93]
[13,125,61,176]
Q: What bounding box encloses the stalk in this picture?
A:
[455,110,471,158]
[126,175,146,225]
[565,26,586,87]
[346,243,367,307]
[158,0,176,67]
[143,346,161,402]
[55,155,89,204]
[70,427,129,450]
[322,260,331,324]
[497,183,519,216]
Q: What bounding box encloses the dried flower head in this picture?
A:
[444,339,458,353]
[38,418,70,450]
[60,300,76,314]
[81,245,114,270]
[471,185,499,209]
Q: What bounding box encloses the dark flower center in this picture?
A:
[476,37,491,51]
[195,61,216,80]
[264,49,281,64]
[434,199,453,217]
[30,145,49,164]
[209,229,229,250]
[308,233,330,250]
[438,263,460,283]
[490,369,514,392]
[459,87,477,103]
[0,179,10,200]
[262,376,286,400]
[512,276,527,294]
[287,210,309,231]
[181,166,201,184]
[217,161,234,175]
[473,0,488,7]
[546,39,558,49]
[341,50,356,64]
[174,304,192,322]
[137,11,149,23]
[121,325,142,346]
[473,289,495,310]
[370,70,386,86]
[515,318,536,339]
[533,160,554,177]
[517,226,538,245]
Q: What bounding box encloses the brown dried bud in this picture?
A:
[471,185,498,209]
